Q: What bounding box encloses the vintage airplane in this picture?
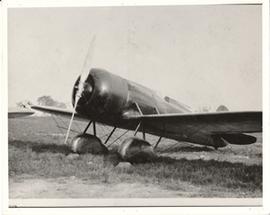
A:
[31,68,262,161]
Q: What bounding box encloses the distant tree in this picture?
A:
[37,96,67,108]
[216,105,229,112]
[197,105,212,113]
[56,102,67,108]
[37,96,55,106]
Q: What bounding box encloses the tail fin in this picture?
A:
[220,133,257,145]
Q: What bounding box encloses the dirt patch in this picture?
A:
[9,176,181,198]
[10,175,255,199]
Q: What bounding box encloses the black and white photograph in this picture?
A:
[2,0,268,211]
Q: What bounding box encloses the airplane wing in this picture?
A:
[31,105,89,122]
[127,111,262,134]
[31,104,262,146]
[8,109,35,118]
[126,111,262,146]
[32,105,262,134]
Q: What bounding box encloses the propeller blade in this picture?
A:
[64,97,79,144]
[77,35,96,96]
[64,35,96,145]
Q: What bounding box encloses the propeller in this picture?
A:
[64,35,96,145]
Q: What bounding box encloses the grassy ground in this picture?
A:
[8,117,262,199]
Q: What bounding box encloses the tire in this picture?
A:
[69,133,108,154]
[118,137,156,163]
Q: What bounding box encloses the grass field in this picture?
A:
[8,116,262,199]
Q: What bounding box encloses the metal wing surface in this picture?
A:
[31,105,88,122]
[31,105,262,146]
[127,111,262,143]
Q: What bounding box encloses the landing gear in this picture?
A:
[69,133,108,154]
[118,137,156,163]
[117,120,157,163]
[83,120,97,136]
[68,120,108,154]
[66,118,157,162]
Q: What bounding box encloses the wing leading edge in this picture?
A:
[31,105,88,122]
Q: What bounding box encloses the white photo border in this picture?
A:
[1,0,269,214]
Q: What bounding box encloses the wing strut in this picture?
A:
[104,127,117,145]
[154,136,162,149]
[142,122,146,140]
[133,120,146,140]
[83,120,92,133]
[93,121,96,136]
[134,121,142,136]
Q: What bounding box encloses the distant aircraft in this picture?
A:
[31,68,262,161]
[8,108,34,118]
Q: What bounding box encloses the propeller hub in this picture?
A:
[72,74,94,108]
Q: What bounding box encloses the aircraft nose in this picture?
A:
[80,82,93,101]
[72,75,94,108]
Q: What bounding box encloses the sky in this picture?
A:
[8,5,262,111]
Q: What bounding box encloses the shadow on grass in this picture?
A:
[9,140,71,155]
[9,140,262,191]
[157,145,214,153]
[133,155,262,191]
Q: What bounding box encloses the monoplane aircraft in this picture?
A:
[28,36,261,162]
[31,68,262,162]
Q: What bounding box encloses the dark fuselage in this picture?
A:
[71,68,202,144]
[73,69,189,122]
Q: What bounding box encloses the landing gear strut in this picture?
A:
[134,121,146,140]
[154,136,162,149]
[104,127,117,144]
[83,120,97,136]
[83,120,92,133]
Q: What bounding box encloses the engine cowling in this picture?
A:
[72,68,129,123]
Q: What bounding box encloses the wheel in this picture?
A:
[69,133,108,154]
[118,137,156,163]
